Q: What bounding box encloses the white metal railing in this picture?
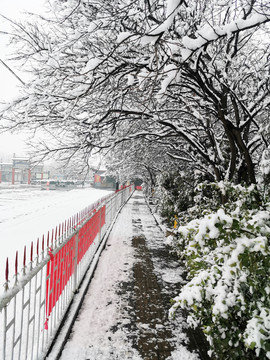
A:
[0,184,134,360]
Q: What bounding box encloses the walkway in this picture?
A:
[49,191,209,360]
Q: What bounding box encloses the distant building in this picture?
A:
[93,170,116,189]
[0,155,100,186]
[0,156,47,184]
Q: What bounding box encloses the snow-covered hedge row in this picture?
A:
[168,182,270,359]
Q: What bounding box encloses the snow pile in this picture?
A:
[168,182,270,359]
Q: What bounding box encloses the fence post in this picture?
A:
[109,197,113,225]
[122,188,125,205]
[98,207,102,244]
[2,307,7,360]
[73,231,79,293]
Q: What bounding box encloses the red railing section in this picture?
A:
[77,205,105,264]
[45,236,75,326]
[45,205,106,325]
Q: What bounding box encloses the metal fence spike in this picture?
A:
[15,251,18,275]
[30,242,33,263]
[22,246,26,277]
[5,257,9,282]
[5,257,9,290]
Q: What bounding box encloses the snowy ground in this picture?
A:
[0,184,113,291]
[56,192,203,360]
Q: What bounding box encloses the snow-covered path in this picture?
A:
[55,192,205,360]
[0,185,113,289]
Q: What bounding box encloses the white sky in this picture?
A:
[0,0,47,157]
[0,0,46,100]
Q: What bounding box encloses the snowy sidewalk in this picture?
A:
[56,191,208,360]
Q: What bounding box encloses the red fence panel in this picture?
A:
[45,235,76,322]
[45,205,106,322]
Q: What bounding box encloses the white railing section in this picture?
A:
[0,185,134,360]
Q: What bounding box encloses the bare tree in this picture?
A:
[1,0,269,184]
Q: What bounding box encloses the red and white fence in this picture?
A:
[0,185,134,360]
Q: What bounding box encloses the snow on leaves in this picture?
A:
[169,182,270,358]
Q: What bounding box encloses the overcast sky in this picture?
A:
[0,0,46,100]
[0,0,46,158]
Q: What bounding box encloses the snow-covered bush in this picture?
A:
[155,171,195,227]
[169,182,270,359]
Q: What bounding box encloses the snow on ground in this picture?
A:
[58,192,200,360]
[0,185,113,290]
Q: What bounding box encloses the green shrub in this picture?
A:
[155,171,195,227]
[169,182,270,359]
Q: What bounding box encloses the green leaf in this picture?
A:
[248,341,256,350]
[232,219,240,230]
